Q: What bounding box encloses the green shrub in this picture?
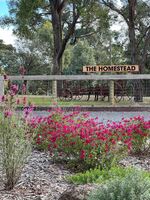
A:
[0,114,31,190]
[67,166,150,185]
[88,172,150,200]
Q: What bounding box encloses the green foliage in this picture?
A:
[4,0,109,39]
[88,171,150,200]
[66,40,96,74]
[0,40,18,74]
[91,30,126,65]
[2,0,110,75]
[0,21,53,76]
[0,115,31,190]
[67,166,150,185]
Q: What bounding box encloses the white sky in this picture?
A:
[0,28,17,45]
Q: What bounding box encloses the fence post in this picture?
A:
[52,80,57,99]
[0,77,4,96]
[109,80,115,105]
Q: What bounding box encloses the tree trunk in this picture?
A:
[51,0,63,96]
[128,0,143,102]
[128,0,137,65]
[51,0,63,74]
[50,1,79,97]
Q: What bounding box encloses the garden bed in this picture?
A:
[0,150,150,200]
[0,81,149,200]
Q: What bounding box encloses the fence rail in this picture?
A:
[0,75,150,105]
[1,74,149,81]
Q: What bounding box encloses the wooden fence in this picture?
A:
[0,74,150,104]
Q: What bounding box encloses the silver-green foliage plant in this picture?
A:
[0,77,32,190]
[0,115,31,190]
[88,172,150,200]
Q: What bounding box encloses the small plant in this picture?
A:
[88,171,150,200]
[119,116,150,154]
[0,115,31,190]
[67,166,150,185]
[0,75,32,190]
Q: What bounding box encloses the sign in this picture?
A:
[83,65,139,73]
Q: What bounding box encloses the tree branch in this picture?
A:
[101,0,129,25]
[58,4,79,60]
[58,0,67,12]
[136,26,150,48]
[76,31,96,38]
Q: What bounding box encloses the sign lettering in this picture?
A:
[83,65,139,73]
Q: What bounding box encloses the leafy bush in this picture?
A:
[29,107,150,170]
[116,116,150,153]
[30,109,127,170]
[67,166,150,185]
[88,172,150,200]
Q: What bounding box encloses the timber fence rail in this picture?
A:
[0,74,150,105]
[0,74,149,81]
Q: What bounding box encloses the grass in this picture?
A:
[16,95,150,107]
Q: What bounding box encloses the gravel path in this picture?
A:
[32,111,150,123]
[0,150,150,200]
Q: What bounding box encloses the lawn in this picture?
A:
[17,95,150,107]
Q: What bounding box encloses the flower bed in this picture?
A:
[29,107,150,170]
[0,73,150,195]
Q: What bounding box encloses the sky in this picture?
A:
[0,0,16,45]
[0,0,9,16]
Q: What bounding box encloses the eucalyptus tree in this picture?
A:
[64,40,96,75]
[1,0,109,75]
[0,39,18,74]
[100,0,150,102]
[100,0,150,72]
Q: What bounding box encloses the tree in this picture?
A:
[64,40,96,74]
[100,0,150,101]
[2,0,109,75]
[0,21,53,76]
[89,30,126,65]
[100,0,150,72]
[0,40,18,74]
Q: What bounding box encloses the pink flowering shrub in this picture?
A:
[29,108,150,169]
[0,75,33,190]
[120,116,150,153]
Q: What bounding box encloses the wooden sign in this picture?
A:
[83,65,139,73]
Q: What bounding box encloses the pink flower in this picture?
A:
[22,84,26,94]
[4,110,13,118]
[16,98,20,104]
[23,97,27,105]
[23,105,35,118]
[10,84,18,96]
[0,95,5,102]
[80,150,86,159]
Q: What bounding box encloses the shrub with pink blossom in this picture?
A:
[0,75,33,190]
[30,107,150,170]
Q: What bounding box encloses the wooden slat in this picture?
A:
[0,74,150,81]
